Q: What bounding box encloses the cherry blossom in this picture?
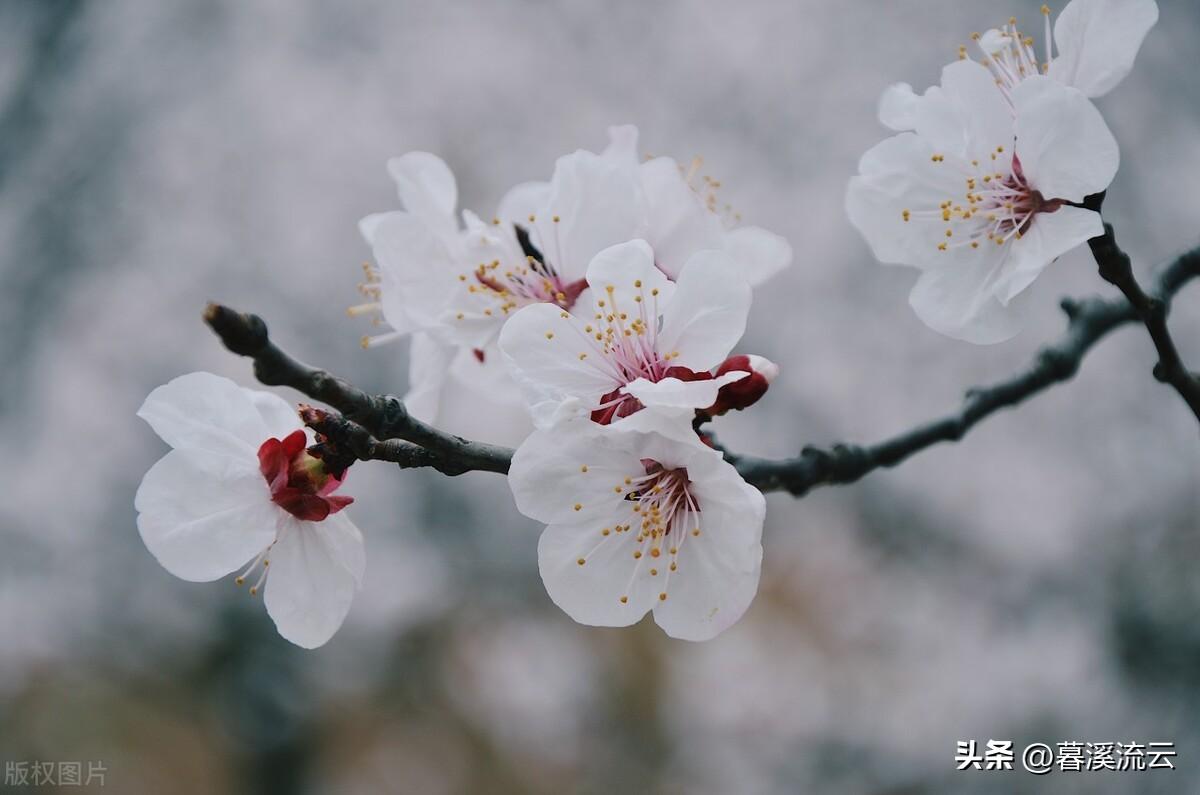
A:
[846,60,1118,343]
[498,239,757,432]
[135,372,365,648]
[508,422,765,641]
[880,0,1159,130]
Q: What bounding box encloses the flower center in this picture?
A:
[575,459,703,605]
[257,430,354,522]
[904,152,1062,253]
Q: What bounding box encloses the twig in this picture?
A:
[1088,222,1200,420]
[204,245,1198,495]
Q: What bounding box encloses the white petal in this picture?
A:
[138,372,282,457]
[135,448,278,582]
[1012,76,1118,202]
[914,61,1013,161]
[532,149,646,279]
[651,462,765,641]
[368,211,461,331]
[1049,0,1159,97]
[845,133,973,269]
[724,226,792,286]
[508,425,638,526]
[657,251,751,371]
[404,332,454,426]
[622,371,747,412]
[264,515,364,649]
[606,407,705,444]
[386,152,458,235]
[585,239,675,316]
[497,180,551,228]
[995,205,1103,304]
[602,124,640,168]
[878,82,920,131]
[908,258,1030,344]
[538,515,658,628]
[499,302,618,412]
[248,390,304,442]
[637,156,725,278]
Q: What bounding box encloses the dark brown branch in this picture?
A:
[1088,222,1200,420]
[204,245,1198,496]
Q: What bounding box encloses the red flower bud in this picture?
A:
[258,430,354,522]
[704,355,778,416]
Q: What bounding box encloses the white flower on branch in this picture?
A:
[499,238,767,435]
[509,422,765,641]
[879,0,1159,129]
[847,59,1118,343]
[134,372,365,649]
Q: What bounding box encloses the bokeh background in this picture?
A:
[2,0,1198,792]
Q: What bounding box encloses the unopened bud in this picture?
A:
[704,355,778,416]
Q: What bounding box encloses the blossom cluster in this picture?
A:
[135,0,1158,647]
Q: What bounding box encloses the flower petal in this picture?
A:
[263,513,364,649]
[878,82,921,131]
[367,211,461,331]
[530,149,646,279]
[1049,0,1159,97]
[845,133,972,269]
[585,239,675,317]
[135,448,278,582]
[1012,76,1118,202]
[497,180,551,228]
[602,124,640,168]
[638,156,725,279]
[994,205,1103,304]
[538,515,658,628]
[499,303,618,419]
[386,151,458,236]
[508,425,637,526]
[651,458,765,641]
[908,258,1030,344]
[138,372,286,457]
[724,226,793,286]
[621,371,746,412]
[404,332,454,426]
[914,61,1013,161]
[657,251,751,371]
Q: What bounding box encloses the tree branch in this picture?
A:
[1088,222,1200,420]
[203,245,1198,496]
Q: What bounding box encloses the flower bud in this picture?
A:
[704,354,778,416]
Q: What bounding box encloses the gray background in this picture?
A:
[1,1,1198,792]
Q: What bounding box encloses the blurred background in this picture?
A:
[1,0,1198,792]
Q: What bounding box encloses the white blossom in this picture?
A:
[135,372,364,649]
[847,60,1118,343]
[508,422,765,641]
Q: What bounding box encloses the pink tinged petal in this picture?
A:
[135,448,278,582]
[602,124,641,168]
[508,426,638,525]
[1049,0,1159,97]
[386,151,458,235]
[535,149,646,279]
[263,513,364,649]
[499,302,618,410]
[724,226,793,286]
[585,239,675,314]
[994,205,1104,304]
[138,371,288,458]
[538,516,658,628]
[621,371,747,412]
[651,459,765,642]
[908,257,1031,345]
[403,332,454,426]
[637,156,725,279]
[1012,76,1118,202]
[845,133,973,270]
[878,82,920,131]
[368,211,461,331]
[916,61,1014,160]
[657,251,751,371]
